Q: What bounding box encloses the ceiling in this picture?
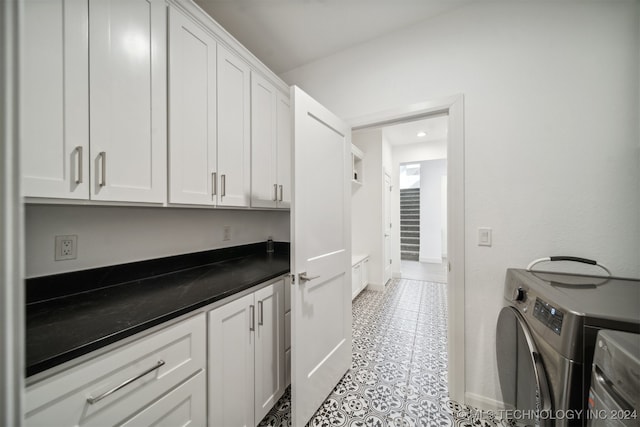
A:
[382,115,448,146]
[193,0,476,75]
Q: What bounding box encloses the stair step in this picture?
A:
[400,207,420,213]
[400,213,420,221]
[401,243,419,251]
[401,221,419,227]
[401,231,419,238]
[400,237,419,245]
[401,251,419,261]
[400,225,420,231]
[400,189,420,193]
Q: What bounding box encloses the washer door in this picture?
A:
[497,306,552,426]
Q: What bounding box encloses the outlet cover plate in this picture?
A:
[55,235,77,261]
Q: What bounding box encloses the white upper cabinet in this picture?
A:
[89,0,167,203]
[217,45,251,207]
[251,73,278,208]
[22,0,89,199]
[168,6,217,205]
[250,73,291,209]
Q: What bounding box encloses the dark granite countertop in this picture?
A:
[26,243,290,377]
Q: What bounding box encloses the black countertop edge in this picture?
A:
[26,267,289,377]
[27,241,290,304]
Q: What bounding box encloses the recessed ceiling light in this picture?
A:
[417,131,427,137]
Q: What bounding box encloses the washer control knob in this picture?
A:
[514,287,527,302]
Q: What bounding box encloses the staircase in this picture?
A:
[400,188,420,261]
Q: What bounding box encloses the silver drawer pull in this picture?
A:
[258,300,263,326]
[273,184,278,201]
[221,174,226,197]
[279,185,283,202]
[212,172,217,197]
[75,146,83,184]
[86,360,165,405]
[98,151,106,187]
[249,305,255,331]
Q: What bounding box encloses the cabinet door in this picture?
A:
[208,293,254,427]
[362,258,369,287]
[352,263,362,300]
[250,73,277,208]
[168,6,217,205]
[217,46,251,207]
[276,92,292,209]
[254,280,285,425]
[89,0,167,203]
[22,0,89,199]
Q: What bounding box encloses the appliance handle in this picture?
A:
[526,256,611,276]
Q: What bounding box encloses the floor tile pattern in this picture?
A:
[258,279,508,427]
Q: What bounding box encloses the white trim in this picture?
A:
[419,257,443,264]
[346,94,466,403]
[364,283,385,292]
[465,392,508,413]
[1,0,24,424]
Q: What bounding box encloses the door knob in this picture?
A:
[299,272,320,283]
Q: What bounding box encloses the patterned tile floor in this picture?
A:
[258,279,508,427]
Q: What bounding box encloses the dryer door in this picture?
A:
[497,306,552,426]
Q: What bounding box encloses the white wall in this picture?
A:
[25,205,290,278]
[419,159,447,263]
[352,129,385,287]
[282,1,640,408]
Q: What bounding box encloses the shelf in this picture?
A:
[351,144,364,185]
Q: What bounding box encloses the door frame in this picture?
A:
[1,0,25,424]
[348,94,465,403]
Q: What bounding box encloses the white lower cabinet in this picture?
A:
[351,256,369,300]
[25,313,206,426]
[208,279,285,427]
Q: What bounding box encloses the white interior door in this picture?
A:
[291,86,352,426]
[384,172,392,284]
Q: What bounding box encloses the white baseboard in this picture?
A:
[365,282,385,292]
[464,392,507,412]
[419,257,442,263]
[392,271,402,278]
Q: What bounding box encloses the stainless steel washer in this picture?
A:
[497,268,640,426]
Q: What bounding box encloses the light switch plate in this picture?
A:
[478,227,492,247]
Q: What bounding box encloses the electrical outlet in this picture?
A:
[223,226,231,241]
[55,235,77,261]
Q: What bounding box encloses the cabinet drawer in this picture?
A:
[122,370,206,427]
[26,313,206,426]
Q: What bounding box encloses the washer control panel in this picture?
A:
[533,297,564,335]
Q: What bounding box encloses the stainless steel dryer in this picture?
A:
[497,267,640,426]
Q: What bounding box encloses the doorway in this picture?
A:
[398,156,448,283]
[348,95,465,402]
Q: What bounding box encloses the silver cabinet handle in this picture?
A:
[299,272,320,283]
[98,151,106,187]
[221,174,226,197]
[249,305,255,331]
[75,146,83,184]
[211,172,217,196]
[86,360,165,405]
[273,184,278,201]
[279,185,283,202]
[258,301,263,326]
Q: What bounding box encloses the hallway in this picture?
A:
[258,279,502,426]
